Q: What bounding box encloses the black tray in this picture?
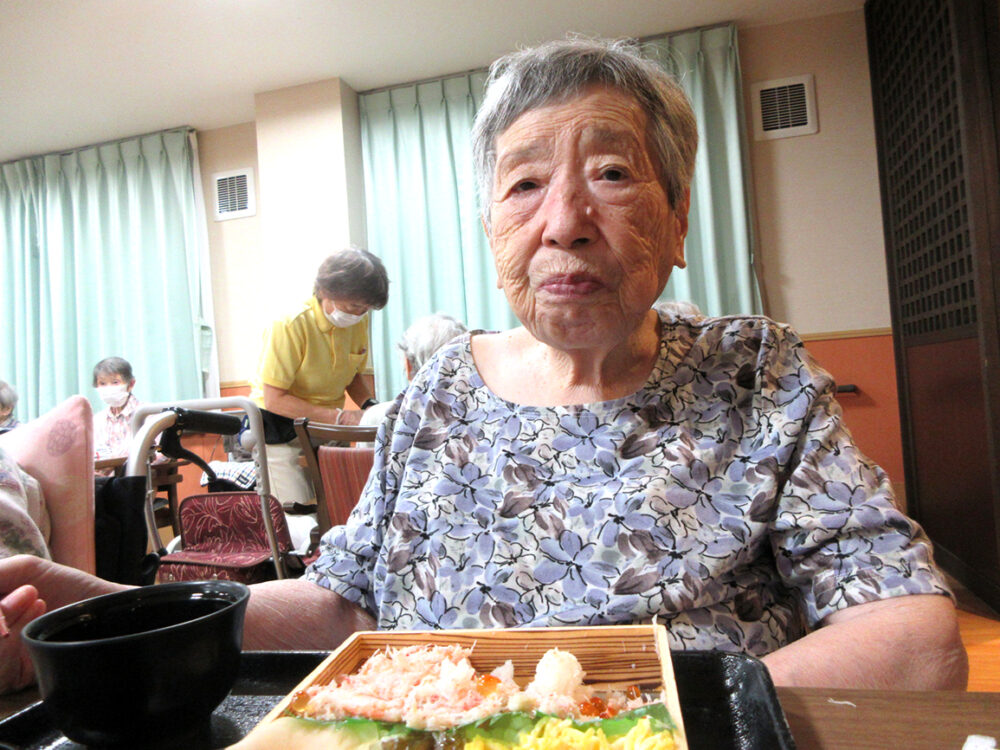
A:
[0,650,795,749]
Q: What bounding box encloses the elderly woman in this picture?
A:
[249,247,389,506]
[0,38,966,695]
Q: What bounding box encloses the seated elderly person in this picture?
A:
[360,312,468,428]
[0,37,967,695]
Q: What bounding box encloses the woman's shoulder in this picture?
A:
[652,313,812,386]
[415,332,477,380]
[661,311,803,347]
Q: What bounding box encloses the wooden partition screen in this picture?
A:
[866,0,1000,609]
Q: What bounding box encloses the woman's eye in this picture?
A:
[512,179,539,193]
[600,168,628,182]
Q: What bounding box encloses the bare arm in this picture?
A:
[0,556,129,693]
[344,372,373,412]
[241,578,374,650]
[262,384,342,425]
[332,372,374,426]
[761,594,968,690]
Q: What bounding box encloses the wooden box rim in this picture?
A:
[252,624,687,748]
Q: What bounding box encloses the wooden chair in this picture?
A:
[293,419,376,538]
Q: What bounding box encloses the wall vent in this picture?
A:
[751,75,819,141]
[213,168,256,221]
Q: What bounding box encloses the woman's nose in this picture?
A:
[540,175,597,250]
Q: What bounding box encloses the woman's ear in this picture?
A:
[673,189,691,269]
[482,214,505,290]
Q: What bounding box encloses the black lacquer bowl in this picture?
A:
[21,580,249,748]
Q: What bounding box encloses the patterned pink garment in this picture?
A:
[93,393,140,460]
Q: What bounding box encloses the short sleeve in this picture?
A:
[256,318,303,391]
[766,330,951,625]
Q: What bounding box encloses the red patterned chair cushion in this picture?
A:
[177,492,291,553]
[158,492,292,583]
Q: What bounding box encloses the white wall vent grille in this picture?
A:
[213,168,256,221]
[751,75,818,141]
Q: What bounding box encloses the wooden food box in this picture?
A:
[253,624,688,748]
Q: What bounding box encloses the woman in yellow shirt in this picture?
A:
[250,247,389,507]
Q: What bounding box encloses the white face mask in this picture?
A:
[97,384,130,408]
[324,307,367,328]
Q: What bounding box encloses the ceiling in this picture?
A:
[0,0,863,164]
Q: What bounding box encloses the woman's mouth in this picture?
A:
[539,273,605,297]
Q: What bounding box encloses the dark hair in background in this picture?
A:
[313,247,390,309]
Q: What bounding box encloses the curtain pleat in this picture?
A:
[361,26,758,400]
[645,25,760,315]
[362,71,513,400]
[0,128,216,420]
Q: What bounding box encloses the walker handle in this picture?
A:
[167,407,243,436]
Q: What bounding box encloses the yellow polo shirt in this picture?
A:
[250,297,370,410]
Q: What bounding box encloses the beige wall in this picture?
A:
[197,122,262,383]
[198,78,365,383]
[741,10,890,335]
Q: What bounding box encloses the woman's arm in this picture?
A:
[241,578,374,650]
[262,384,342,424]
[761,594,968,690]
[344,372,374,411]
[332,372,375,426]
[0,556,130,693]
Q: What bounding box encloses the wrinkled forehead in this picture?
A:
[495,86,651,163]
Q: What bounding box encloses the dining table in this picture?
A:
[776,686,1000,749]
[1,675,997,748]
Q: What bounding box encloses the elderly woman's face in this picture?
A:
[488,86,688,351]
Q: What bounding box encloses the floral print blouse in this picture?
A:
[306,313,949,656]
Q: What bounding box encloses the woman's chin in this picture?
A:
[529,312,633,353]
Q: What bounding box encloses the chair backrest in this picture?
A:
[293,418,376,534]
[317,445,375,528]
[177,491,292,553]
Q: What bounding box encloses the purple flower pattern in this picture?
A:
[306,313,950,656]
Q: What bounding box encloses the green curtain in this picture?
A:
[361,74,518,400]
[361,24,758,401]
[642,25,760,316]
[0,128,215,420]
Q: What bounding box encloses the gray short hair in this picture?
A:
[314,247,390,309]
[0,380,17,411]
[92,357,134,386]
[472,37,698,224]
[397,313,468,371]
